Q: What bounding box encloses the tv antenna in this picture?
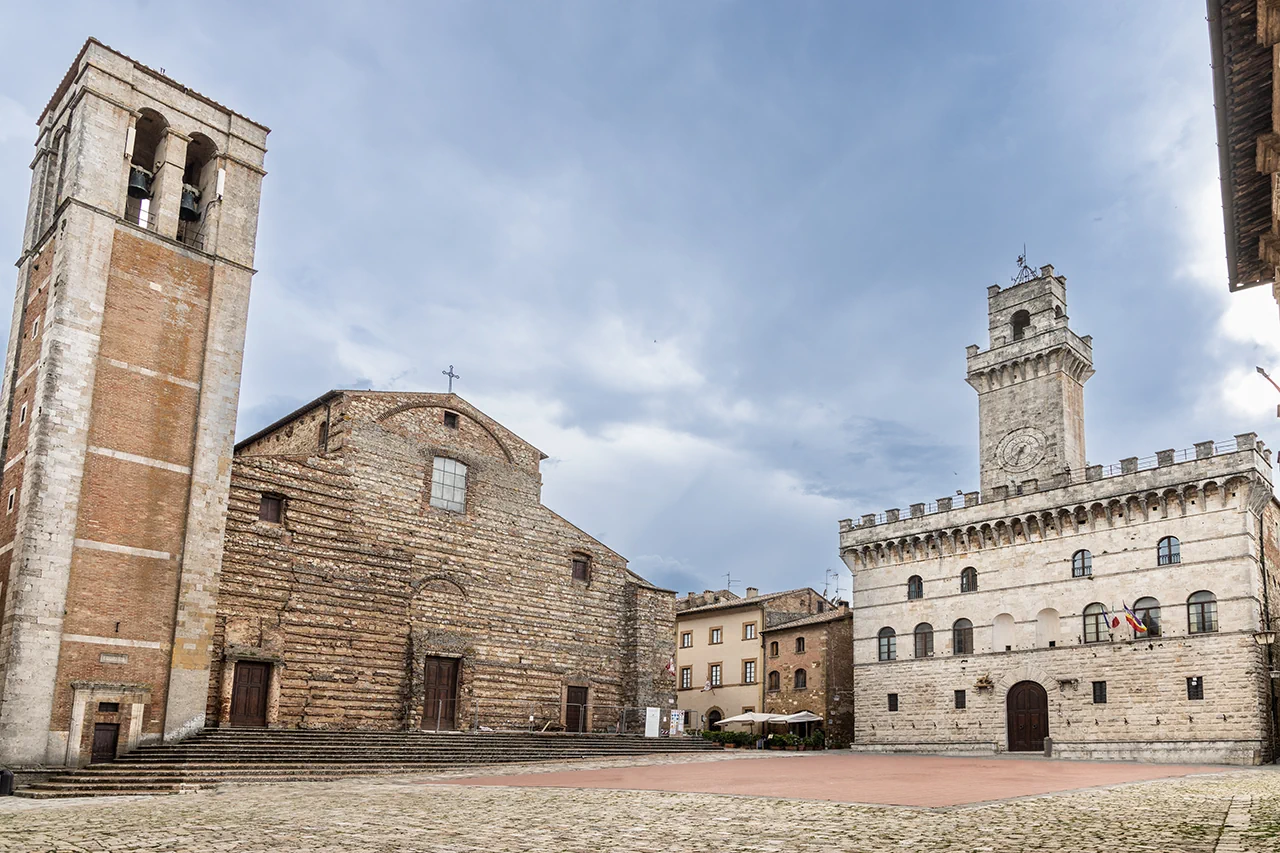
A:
[723,571,738,592]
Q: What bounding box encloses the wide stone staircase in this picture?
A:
[16,728,722,798]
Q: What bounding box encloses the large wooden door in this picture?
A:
[230,661,271,727]
[423,656,459,730]
[565,686,588,733]
[1006,681,1049,752]
[91,723,119,763]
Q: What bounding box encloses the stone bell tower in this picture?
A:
[965,264,1094,496]
[0,40,268,765]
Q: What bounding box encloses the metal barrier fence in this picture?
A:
[418,698,697,736]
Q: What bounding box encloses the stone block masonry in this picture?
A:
[213,391,675,732]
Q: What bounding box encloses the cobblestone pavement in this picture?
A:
[1,753,1278,852]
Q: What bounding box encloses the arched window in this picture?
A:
[706,709,723,730]
[878,627,896,661]
[1083,602,1109,643]
[1072,549,1092,578]
[767,670,780,692]
[952,619,973,655]
[768,641,779,657]
[960,567,978,593]
[913,623,933,658]
[795,637,806,653]
[1157,536,1181,566]
[907,575,923,600]
[1011,310,1031,341]
[794,669,807,689]
[1133,597,1161,637]
[1188,591,1218,634]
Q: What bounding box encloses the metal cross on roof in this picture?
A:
[442,365,460,393]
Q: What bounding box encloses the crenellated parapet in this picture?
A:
[838,434,1272,570]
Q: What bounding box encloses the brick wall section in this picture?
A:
[210,392,674,731]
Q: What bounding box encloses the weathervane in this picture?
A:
[442,365,460,393]
[1012,245,1037,286]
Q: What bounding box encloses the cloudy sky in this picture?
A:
[1,1,1276,599]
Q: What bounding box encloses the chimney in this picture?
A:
[837,599,850,612]
[746,587,759,598]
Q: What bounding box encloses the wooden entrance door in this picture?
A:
[1006,680,1049,752]
[91,723,118,763]
[230,661,271,727]
[423,656,459,730]
[565,686,588,733]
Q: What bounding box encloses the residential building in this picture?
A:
[675,587,832,730]
[762,606,855,743]
[839,267,1280,763]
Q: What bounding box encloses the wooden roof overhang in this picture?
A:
[1208,0,1277,292]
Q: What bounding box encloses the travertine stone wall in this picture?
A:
[212,392,674,731]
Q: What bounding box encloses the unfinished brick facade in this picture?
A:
[0,41,267,766]
[210,391,675,733]
[762,609,855,743]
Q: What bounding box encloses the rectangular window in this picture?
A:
[743,622,757,640]
[709,627,723,645]
[18,403,26,425]
[741,706,754,714]
[1092,681,1107,704]
[7,488,15,514]
[258,494,283,523]
[742,660,756,684]
[32,316,40,338]
[571,555,590,582]
[709,664,722,687]
[680,667,692,690]
[97,702,120,713]
[680,632,693,648]
[430,456,468,512]
[954,689,966,710]
[888,693,899,712]
[443,411,458,429]
[1187,676,1204,701]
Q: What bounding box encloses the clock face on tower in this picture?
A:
[995,427,1047,474]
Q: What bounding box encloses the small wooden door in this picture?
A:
[91,723,119,763]
[565,686,588,733]
[423,656,459,730]
[230,661,271,727]
[1006,680,1049,752]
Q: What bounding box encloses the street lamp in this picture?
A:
[1253,629,1278,646]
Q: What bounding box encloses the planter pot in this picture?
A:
[786,746,797,751]
[724,743,737,749]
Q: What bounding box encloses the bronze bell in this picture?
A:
[179,186,201,222]
[127,166,151,199]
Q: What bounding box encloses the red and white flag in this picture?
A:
[664,656,676,677]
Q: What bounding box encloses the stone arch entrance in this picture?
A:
[1006,680,1048,752]
[706,708,723,731]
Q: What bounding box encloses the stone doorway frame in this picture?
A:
[217,646,284,728]
[65,681,151,767]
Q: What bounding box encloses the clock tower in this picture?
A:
[965,264,1093,496]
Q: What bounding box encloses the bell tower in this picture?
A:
[0,40,268,765]
[965,264,1093,496]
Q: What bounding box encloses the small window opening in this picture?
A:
[443,411,459,429]
[32,316,40,338]
[19,403,27,425]
[1092,681,1107,704]
[98,702,120,713]
[888,693,899,712]
[571,554,590,582]
[1187,676,1204,701]
[954,689,966,709]
[6,489,14,514]
[318,421,329,449]
[259,494,283,524]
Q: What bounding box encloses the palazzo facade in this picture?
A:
[839,267,1280,764]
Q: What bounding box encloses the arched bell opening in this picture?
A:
[177,133,218,246]
[125,108,168,227]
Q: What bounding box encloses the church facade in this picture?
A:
[211,390,675,734]
[840,267,1280,764]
